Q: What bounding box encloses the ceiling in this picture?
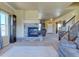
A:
[7,2,74,19]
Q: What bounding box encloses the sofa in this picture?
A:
[58,37,79,57]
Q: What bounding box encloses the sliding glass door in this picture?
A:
[0,11,5,48]
[0,10,16,48]
[0,10,10,48]
[0,11,6,37]
[0,11,2,48]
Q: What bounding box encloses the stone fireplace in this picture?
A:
[24,23,43,41]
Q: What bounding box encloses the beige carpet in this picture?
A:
[1,46,59,57]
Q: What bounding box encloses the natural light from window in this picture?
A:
[0,11,6,36]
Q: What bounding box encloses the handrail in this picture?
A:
[59,17,79,40]
[60,20,79,40]
[65,16,75,25]
[61,32,69,39]
[59,31,68,40]
[70,20,79,30]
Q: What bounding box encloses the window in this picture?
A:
[0,11,6,36]
[38,24,41,31]
[58,23,62,30]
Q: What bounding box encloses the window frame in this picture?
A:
[0,11,6,36]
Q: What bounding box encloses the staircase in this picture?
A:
[60,20,79,40]
[59,15,79,40]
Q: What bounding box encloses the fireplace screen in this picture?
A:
[28,27,39,37]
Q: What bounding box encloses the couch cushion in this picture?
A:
[60,39,76,49]
[75,37,79,49]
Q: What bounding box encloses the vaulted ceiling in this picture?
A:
[7,2,75,19]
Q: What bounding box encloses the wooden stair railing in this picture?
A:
[65,16,75,25]
[68,20,79,39]
[59,18,79,40]
[59,16,75,40]
[60,20,79,40]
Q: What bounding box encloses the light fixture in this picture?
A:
[50,18,53,22]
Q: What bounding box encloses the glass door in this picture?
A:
[0,11,2,48]
[0,10,9,48]
[0,11,5,48]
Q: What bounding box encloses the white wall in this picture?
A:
[46,23,56,34]
[16,10,24,38]
[16,10,40,39]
